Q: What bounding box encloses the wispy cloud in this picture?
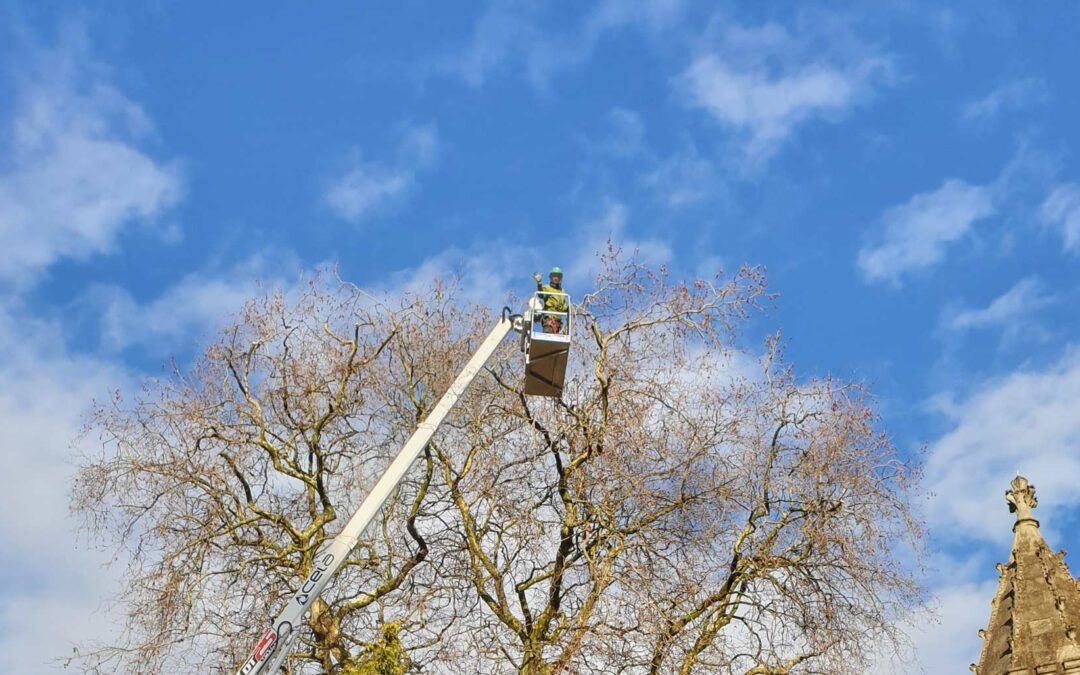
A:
[0,34,183,288]
[640,142,719,208]
[870,571,996,674]
[677,21,891,166]
[947,277,1053,332]
[437,0,685,90]
[86,252,301,352]
[0,26,187,670]
[924,346,1080,546]
[857,180,995,285]
[960,77,1049,125]
[602,107,648,157]
[381,200,671,305]
[0,301,132,672]
[323,124,439,223]
[443,1,552,88]
[1040,183,1080,254]
[857,141,1060,287]
[568,202,671,283]
[591,108,726,210]
[0,252,304,670]
[883,345,1080,671]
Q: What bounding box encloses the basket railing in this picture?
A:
[531,291,571,337]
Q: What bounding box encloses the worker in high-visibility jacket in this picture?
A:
[532,267,568,334]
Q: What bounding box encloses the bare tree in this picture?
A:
[72,251,923,675]
[73,281,441,674]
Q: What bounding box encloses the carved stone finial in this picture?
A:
[1007,475,1039,523]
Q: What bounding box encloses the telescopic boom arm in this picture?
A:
[235,316,516,675]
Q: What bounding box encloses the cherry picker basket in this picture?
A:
[522,290,571,397]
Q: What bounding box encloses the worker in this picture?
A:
[532,267,568,334]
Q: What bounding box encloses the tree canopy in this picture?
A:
[73,252,923,674]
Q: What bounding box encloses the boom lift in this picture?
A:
[523,290,571,397]
[234,292,570,675]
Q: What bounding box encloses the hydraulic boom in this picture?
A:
[235,316,516,675]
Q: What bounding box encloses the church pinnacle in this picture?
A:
[972,476,1080,675]
[1007,475,1039,529]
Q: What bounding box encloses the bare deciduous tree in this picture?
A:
[73,251,923,675]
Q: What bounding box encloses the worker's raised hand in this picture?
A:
[532,272,542,283]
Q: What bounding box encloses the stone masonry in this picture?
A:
[973,476,1080,675]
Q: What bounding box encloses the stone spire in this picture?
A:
[972,476,1080,675]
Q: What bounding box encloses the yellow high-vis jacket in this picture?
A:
[536,283,569,313]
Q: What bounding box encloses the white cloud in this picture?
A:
[640,143,718,208]
[602,107,648,157]
[586,0,685,33]
[1040,183,1080,254]
[947,276,1053,332]
[445,1,551,88]
[678,22,891,165]
[567,202,671,283]
[593,108,727,210]
[0,28,185,670]
[0,253,313,669]
[439,0,684,90]
[324,124,439,223]
[0,302,132,672]
[960,77,1049,124]
[87,253,302,352]
[325,170,410,220]
[924,346,1080,546]
[378,201,672,309]
[899,345,1080,672]
[872,578,996,674]
[0,39,183,287]
[694,254,728,279]
[380,243,534,307]
[857,180,996,285]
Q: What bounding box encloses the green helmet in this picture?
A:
[550,267,563,276]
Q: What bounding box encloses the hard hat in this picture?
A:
[550,267,563,275]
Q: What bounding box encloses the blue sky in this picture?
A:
[2,1,1080,671]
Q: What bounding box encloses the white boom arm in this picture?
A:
[235,317,516,675]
